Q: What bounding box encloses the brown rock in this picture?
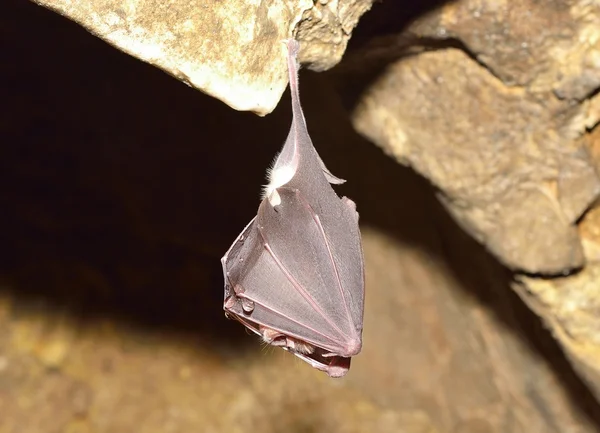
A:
[352,48,597,273]
[509,204,600,402]
[409,0,600,96]
[30,0,373,115]
[342,0,600,402]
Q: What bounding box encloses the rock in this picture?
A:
[295,0,374,71]
[340,0,600,408]
[351,47,597,274]
[513,203,600,403]
[30,0,373,115]
[409,1,600,96]
[344,0,600,275]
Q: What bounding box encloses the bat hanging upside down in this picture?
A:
[221,39,365,378]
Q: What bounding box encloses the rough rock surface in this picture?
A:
[340,0,600,401]
[3,2,600,431]
[29,0,373,115]
[349,1,600,275]
[514,200,600,404]
[353,47,596,274]
[518,101,600,384]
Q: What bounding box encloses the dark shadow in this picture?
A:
[333,0,465,111]
[2,0,600,427]
[0,0,295,348]
[348,0,458,49]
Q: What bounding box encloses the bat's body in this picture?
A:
[221,40,365,378]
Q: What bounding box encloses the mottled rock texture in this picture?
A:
[350,1,600,275]
[3,0,600,432]
[30,0,373,115]
[336,0,600,402]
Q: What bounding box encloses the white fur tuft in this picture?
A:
[261,154,295,206]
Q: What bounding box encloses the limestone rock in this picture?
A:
[513,203,600,403]
[352,48,598,274]
[345,0,600,274]
[409,1,600,97]
[341,0,600,405]
[296,0,374,71]
[31,0,373,115]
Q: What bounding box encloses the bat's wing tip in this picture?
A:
[342,338,362,357]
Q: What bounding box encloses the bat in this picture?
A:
[221,39,365,378]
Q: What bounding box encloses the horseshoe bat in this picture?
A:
[221,39,365,378]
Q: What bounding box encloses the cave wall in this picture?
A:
[2,1,600,432]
